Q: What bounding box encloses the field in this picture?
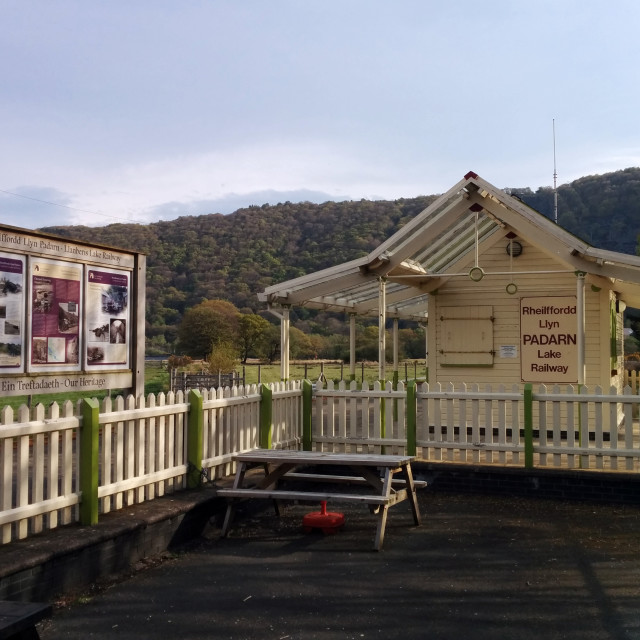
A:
[0,359,427,412]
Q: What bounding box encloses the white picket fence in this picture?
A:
[416,383,524,466]
[313,380,407,454]
[314,380,640,473]
[97,391,190,515]
[0,382,301,545]
[1,378,639,544]
[201,381,303,480]
[0,400,81,544]
[202,385,259,481]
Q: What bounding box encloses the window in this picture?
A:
[440,306,494,367]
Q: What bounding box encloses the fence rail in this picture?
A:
[1,379,640,544]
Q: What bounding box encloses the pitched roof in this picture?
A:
[259,172,640,318]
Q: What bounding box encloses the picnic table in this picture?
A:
[0,601,51,640]
[217,449,424,550]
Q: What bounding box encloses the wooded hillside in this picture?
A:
[39,168,640,352]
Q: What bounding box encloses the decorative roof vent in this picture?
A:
[506,240,523,257]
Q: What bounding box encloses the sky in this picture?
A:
[2,0,640,229]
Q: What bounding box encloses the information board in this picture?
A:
[0,225,145,398]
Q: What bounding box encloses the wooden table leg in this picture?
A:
[221,462,248,536]
[259,462,296,517]
[221,501,236,537]
[373,468,394,551]
[402,463,422,526]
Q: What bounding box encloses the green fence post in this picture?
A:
[407,380,417,456]
[524,383,534,469]
[260,383,273,449]
[187,389,204,489]
[302,379,313,451]
[80,398,100,526]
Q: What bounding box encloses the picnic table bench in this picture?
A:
[217,449,425,550]
[0,601,51,640]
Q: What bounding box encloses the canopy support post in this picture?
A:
[392,317,399,385]
[281,306,290,381]
[349,313,357,381]
[378,277,386,381]
[267,305,290,381]
[423,321,428,382]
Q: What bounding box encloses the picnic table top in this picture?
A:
[233,449,415,467]
[0,600,52,638]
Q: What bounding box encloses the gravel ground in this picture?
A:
[38,491,640,640]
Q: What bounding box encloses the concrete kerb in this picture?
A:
[2,462,640,603]
[0,483,226,602]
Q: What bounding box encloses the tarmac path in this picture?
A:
[38,492,640,640]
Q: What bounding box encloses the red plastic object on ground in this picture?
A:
[302,501,345,534]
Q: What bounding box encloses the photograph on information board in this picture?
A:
[85,268,129,368]
[0,252,25,370]
[29,258,82,372]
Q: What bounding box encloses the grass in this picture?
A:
[0,359,427,413]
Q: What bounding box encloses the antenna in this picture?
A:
[553,119,558,224]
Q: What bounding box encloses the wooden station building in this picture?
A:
[259,171,640,391]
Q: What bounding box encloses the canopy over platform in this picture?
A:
[259,171,640,381]
[259,171,640,317]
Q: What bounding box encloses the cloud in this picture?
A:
[146,189,347,221]
[4,138,636,231]
[0,186,80,229]
[15,139,444,227]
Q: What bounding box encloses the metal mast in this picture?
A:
[553,119,558,224]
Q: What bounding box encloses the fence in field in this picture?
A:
[1,378,640,544]
[170,370,245,394]
[624,368,640,392]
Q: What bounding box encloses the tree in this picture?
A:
[357,325,381,361]
[237,314,273,362]
[290,326,315,359]
[208,341,240,373]
[399,326,426,359]
[177,299,240,359]
[262,323,281,363]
